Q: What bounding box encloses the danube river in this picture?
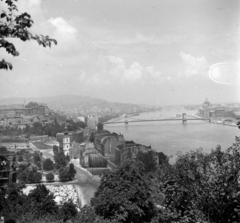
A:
[105,109,240,163]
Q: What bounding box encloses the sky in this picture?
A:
[0,0,239,105]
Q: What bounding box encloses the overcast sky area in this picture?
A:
[0,0,239,106]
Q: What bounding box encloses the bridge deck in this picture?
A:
[104,117,209,124]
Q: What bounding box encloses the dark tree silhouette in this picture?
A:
[0,0,57,70]
[91,160,157,223]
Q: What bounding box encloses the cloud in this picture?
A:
[48,17,78,43]
[108,55,125,69]
[180,52,207,77]
[124,62,143,81]
[97,55,162,84]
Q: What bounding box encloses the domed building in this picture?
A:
[198,98,214,118]
[202,98,211,108]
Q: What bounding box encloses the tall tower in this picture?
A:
[63,126,70,156]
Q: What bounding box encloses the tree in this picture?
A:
[0,0,57,70]
[68,163,76,180]
[137,151,157,173]
[76,205,115,223]
[0,182,28,219]
[0,146,9,154]
[91,160,157,223]
[35,161,42,170]
[155,138,240,223]
[58,166,70,182]
[66,153,70,162]
[27,171,42,183]
[17,170,28,184]
[46,172,54,182]
[59,200,78,222]
[17,155,23,162]
[43,158,54,171]
[28,184,58,218]
[54,151,67,169]
[33,153,41,163]
[59,164,76,182]
[77,205,97,223]
[157,152,168,165]
[53,145,59,155]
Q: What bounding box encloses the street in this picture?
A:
[40,149,100,206]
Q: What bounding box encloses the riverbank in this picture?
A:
[192,113,238,128]
[106,109,240,161]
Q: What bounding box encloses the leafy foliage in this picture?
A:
[0,146,9,154]
[155,138,240,223]
[27,184,58,218]
[45,172,54,182]
[59,163,76,182]
[43,158,54,171]
[16,163,42,183]
[137,150,157,173]
[91,160,157,223]
[77,205,97,223]
[59,200,78,222]
[0,0,57,70]
[54,150,67,169]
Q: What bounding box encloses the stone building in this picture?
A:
[115,141,158,166]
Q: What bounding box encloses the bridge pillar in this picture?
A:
[182,113,187,124]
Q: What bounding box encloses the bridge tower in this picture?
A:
[182,113,187,124]
[125,116,128,125]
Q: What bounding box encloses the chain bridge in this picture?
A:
[103,113,210,125]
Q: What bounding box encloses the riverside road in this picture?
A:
[40,148,101,207]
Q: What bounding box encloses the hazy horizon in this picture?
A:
[0,94,239,108]
[0,0,239,106]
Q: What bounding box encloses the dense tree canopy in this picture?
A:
[43,158,54,171]
[154,137,240,223]
[0,0,57,70]
[59,163,76,182]
[91,160,157,223]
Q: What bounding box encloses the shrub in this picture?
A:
[68,163,76,180]
[43,158,54,171]
[59,167,70,182]
[35,161,42,170]
[27,171,42,183]
[33,153,41,163]
[59,164,76,182]
[28,184,59,218]
[18,155,23,162]
[33,172,42,183]
[59,200,78,221]
[17,171,28,184]
[46,173,55,182]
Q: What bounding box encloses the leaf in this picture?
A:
[1,13,6,18]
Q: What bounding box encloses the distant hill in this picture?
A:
[0,94,146,108]
[0,94,106,105]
